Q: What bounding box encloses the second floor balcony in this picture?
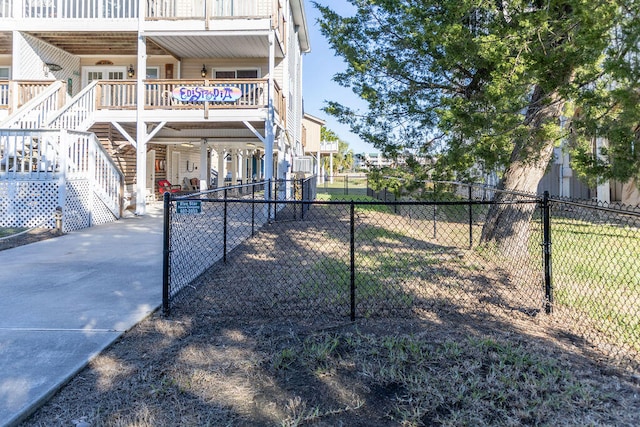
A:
[0,0,284,29]
[1,78,286,124]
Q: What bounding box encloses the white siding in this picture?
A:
[15,33,81,95]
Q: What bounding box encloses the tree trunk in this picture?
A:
[480,85,565,255]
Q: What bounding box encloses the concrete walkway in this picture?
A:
[0,205,164,426]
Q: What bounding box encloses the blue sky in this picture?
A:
[302,0,376,154]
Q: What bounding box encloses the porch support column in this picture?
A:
[247,150,254,181]
[134,25,148,215]
[264,31,275,196]
[199,139,208,191]
[256,151,263,180]
[231,149,239,185]
[217,147,225,188]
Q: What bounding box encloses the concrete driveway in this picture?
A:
[0,205,164,426]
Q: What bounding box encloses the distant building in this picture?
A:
[301,113,338,182]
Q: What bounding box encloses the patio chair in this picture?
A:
[157,179,181,194]
[183,177,199,192]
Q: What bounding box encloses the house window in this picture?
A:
[214,69,260,79]
[0,67,9,79]
[146,67,159,79]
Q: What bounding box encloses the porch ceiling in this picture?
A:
[147,34,275,59]
[26,32,169,56]
[0,32,11,54]
[17,32,276,59]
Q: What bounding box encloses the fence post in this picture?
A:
[345,175,348,195]
[267,178,272,222]
[542,191,553,314]
[274,179,279,222]
[468,184,473,249]
[301,177,305,220]
[433,182,437,239]
[350,201,356,322]
[223,188,228,263]
[251,182,256,237]
[162,191,171,315]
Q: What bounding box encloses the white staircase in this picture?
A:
[0,81,124,228]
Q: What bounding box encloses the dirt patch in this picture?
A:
[20,315,640,426]
[0,228,60,252]
[19,205,640,426]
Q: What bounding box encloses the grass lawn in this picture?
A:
[551,217,640,351]
[0,227,27,238]
[19,191,640,426]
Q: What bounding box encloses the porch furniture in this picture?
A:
[183,177,199,191]
[157,179,181,194]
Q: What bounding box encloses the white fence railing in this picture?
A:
[47,81,98,131]
[319,141,339,152]
[147,0,265,18]
[0,129,60,180]
[0,128,123,218]
[0,0,269,19]
[0,0,10,18]
[14,0,139,19]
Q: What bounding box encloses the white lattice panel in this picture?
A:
[91,195,117,226]
[0,181,58,228]
[64,180,92,232]
[0,179,118,232]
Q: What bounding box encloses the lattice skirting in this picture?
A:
[0,179,117,233]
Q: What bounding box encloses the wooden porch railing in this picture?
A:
[147,0,270,19]
[0,81,60,114]
[0,81,67,128]
[96,79,275,111]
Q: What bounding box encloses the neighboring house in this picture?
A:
[0,0,310,231]
[300,113,334,181]
[537,140,640,207]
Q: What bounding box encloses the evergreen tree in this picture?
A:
[316,0,639,249]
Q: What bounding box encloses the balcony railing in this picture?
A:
[96,79,277,112]
[320,141,339,152]
[0,80,60,116]
[147,0,269,19]
[0,0,273,20]
[3,0,139,19]
[2,79,286,131]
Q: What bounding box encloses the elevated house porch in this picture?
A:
[0,0,309,228]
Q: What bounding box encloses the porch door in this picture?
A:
[146,149,156,198]
[171,151,181,185]
[83,66,127,86]
[83,66,126,105]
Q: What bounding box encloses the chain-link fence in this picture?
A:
[547,197,640,370]
[316,174,369,196]
[162,179,639,372]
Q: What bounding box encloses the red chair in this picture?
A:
[157,179,182,194]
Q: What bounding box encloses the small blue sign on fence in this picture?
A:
[176,200,202,214]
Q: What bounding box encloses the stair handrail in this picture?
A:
[46,81,99,131]
[0,81,66,129]
[65,130,124,217]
